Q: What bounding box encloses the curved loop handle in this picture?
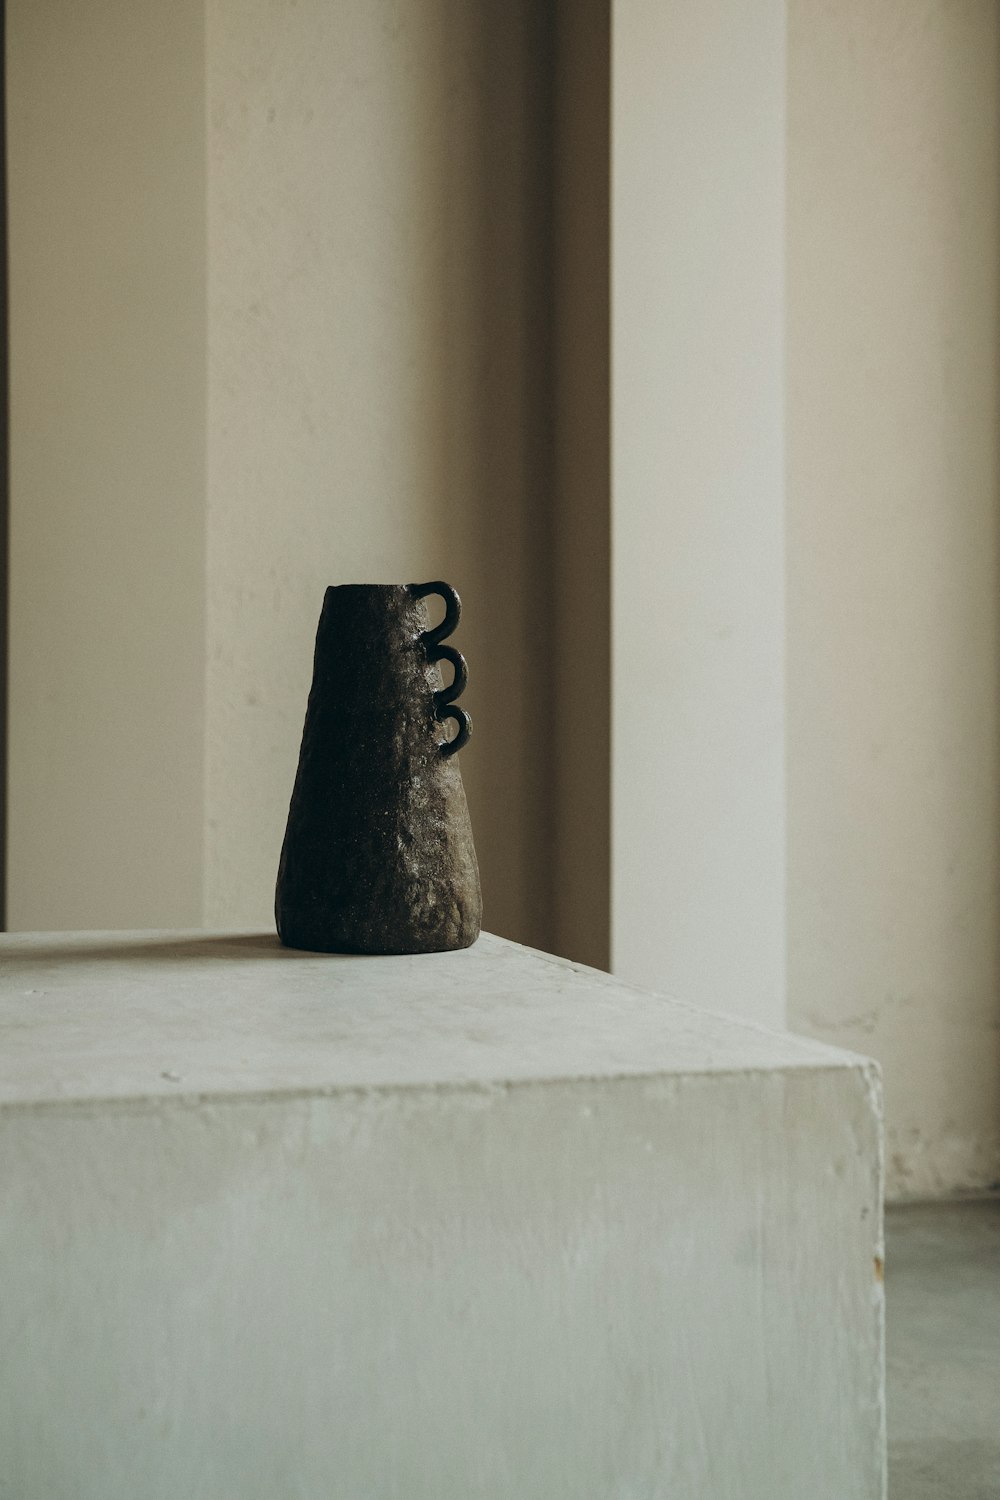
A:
[410,580,461,646]
[439,705,472,757]
[428,643,468,709]
[409,581,471,757]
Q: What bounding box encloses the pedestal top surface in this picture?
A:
[0,930,866,1109]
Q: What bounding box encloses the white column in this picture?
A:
[611,0,786,1026]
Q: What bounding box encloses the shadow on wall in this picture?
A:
[423,0,610,965]
[428,0,558,954]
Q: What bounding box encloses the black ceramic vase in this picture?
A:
[275,582,482,954]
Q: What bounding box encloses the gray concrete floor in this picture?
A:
[887,1198,1000,1499]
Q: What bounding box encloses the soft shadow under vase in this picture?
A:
[275,582,482,954]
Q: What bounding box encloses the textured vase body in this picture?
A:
[275,583,481,954]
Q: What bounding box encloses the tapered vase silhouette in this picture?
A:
[275,582,482,954]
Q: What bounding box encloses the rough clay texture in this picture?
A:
[275,585,481,954]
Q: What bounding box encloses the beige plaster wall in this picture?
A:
[5,0,206,929]
[6,0,558,947]
[787,0,1000,1196]
[205,0,556,947]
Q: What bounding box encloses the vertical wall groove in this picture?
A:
[550,0,611,969]
[0,0,8,930]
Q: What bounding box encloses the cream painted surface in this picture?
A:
[205,0,555,946]
[5,0,206,929]
[611,0,786,1026]
[787,0,1000,1198]
[0,930,886,1498]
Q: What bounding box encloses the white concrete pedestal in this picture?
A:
[0,931,885,1499]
